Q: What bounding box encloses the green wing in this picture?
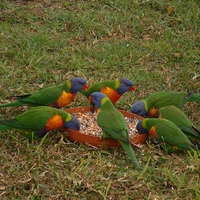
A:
[81,80,116,97]
[2,107,60,131]
[97,106,129,144]
[97,101,140,168]
[155,119,193,149]
[18,85,66,106]
[146,92,186,109]
[159,106,199,137]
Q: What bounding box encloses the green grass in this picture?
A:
[0,0,200,199]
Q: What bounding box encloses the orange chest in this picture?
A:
[56,91,75,108]
[148,107,158,117]
[149,126,157,139]
[101,87,120,103]
[45,114,64,131]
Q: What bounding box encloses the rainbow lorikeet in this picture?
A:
[90,92,141,169]
[157,105,200,142]
[81,78,135,111]
[131,91,200,117]
[136,118,195,152]
[0,106,80,140]
[0,77,88,109]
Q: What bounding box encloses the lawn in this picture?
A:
[0,0,200,199]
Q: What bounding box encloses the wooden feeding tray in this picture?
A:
[65,106,147,147]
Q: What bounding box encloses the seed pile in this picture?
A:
[73,111,140,138]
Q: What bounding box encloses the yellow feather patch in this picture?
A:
[98,97,109,114]
[114,78,120,89]
[143,100,148,112]
[65,113,72,122]
[101,97,109,105]
[142,118,148,128]
[66,80,71,89]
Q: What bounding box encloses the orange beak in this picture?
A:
[82,84,89,90]
[129,86,135,91]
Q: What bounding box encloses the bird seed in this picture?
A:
[73,112,140,139]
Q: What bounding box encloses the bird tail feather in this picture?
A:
[192,125,200,136]
[0,124,11,130]
[0,101,25,108]
[13,94,32,99]
[186,93,200,102]
[120,142,141,169]
[189,126,200,142]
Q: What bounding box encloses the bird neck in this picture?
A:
[61,80,71,92]
[67,79,72,87]
[143,100,149,113]
[100,97,115,110]
[114,78,120,89]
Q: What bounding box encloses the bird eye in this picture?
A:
[125,82,131,87]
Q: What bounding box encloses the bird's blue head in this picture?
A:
[89,92,108,109]
[131,100,148,117]
[136,120,148,134]
[70,77,88,94]
[64,115,80,131]
[117,78,135,95]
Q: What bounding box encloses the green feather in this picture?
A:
[0,101,25,108]
[143,118,195,151]
[145,91,200,110]
[0,124,13,130]
[97,98,141,169]
[0,83,71,108]
[0,106,70,132]
[17,85,66,105]
[158,105,200,142]
[186,93,200,102]
[80,79,119,97]
[120,142,141,169]
[146,91,186,109]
